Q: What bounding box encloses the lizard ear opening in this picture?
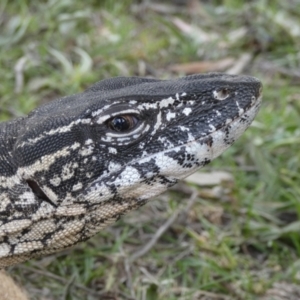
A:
[26,180,57,207]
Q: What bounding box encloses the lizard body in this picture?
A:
[0,73,262,268]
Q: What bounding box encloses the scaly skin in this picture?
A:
[0,73,262,268]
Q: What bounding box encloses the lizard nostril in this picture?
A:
[213,88,230,100]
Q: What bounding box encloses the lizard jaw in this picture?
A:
[80,94,262,205]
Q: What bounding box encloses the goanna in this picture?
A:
[0,73,262,268]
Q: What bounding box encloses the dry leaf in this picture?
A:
[185,171,234,186]
[169,58,235,74]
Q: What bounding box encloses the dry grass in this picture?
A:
[1,0,300,299]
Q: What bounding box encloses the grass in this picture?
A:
[1,0,300,299]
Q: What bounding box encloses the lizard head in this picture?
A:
[0,73,262,267]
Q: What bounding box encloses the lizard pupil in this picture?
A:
[108,115,138,132]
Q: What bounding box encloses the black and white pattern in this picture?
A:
[0,73,262,268]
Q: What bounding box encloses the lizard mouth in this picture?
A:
[196,94,262,156]
[141,92,262,181]
[88,93,262,204]
[203,93,262,141]
[174,93,262,178]
[151,92,262,169]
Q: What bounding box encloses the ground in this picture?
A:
[1,1,300,299]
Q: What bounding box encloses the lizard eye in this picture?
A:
[107,115,139,132]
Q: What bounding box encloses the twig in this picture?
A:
[16,265,107,297]
[226,53,252,75]
[62,274,76,300]
[14,56,28,94]
[129,189,198,262]
[124,258,135,299]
